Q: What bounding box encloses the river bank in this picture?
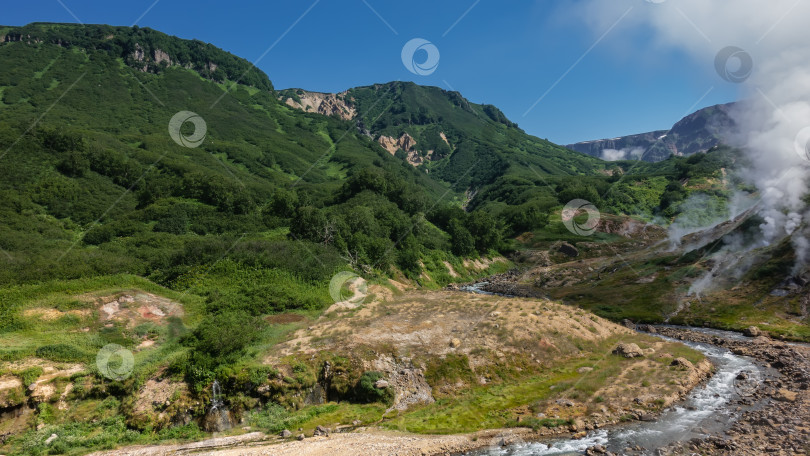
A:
[647,326,810,456]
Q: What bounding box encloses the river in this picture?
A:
[459,285,768,456]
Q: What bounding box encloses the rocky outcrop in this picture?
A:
[280,90,356,120]
[612,343,644,358]
[369,355,434,411]
[743,326,762,337]
[201,408,232,432]
[375,133,433,167]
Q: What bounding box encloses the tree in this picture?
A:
[467,211,502,253]
[289,206,330,244]
[448,219,475,256]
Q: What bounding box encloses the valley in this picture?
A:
[0,17,808,456]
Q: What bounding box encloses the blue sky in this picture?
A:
[3,0,741,144]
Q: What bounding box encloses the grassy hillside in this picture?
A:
[0,21,760,456]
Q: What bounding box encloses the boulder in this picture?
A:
[621,319,636,330]
[313,425,330,436]
[585,445,608,455]
[638,324,657,333]
[449,338,462,348]
[297,434,305,441]
[612,343,644,358]
[557,242,579,257]
[774,389,797,402]
[577,366,594,374]
[374,379,389,389]
[743,326,761,337]
[670,357,694,369]
[280,429,292,438]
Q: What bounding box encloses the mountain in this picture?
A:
[566,103,736,162]
[0,21,803,456]
[279,83,607,209]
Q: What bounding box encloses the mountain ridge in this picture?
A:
[567,102,736,162]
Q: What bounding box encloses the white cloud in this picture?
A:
[600,147,644,161]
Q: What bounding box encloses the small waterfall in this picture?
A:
[211,380,223,410]
[203,380,232,432]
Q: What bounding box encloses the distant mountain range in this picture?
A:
[566,103,736,162]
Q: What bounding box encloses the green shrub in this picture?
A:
[355,371,393,404]
[18,366,43,387]
[35,344,87,362]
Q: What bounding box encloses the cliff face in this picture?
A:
[279,90,356,120]
[567,102,736,162]
[377,132,432,167]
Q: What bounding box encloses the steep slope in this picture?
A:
[567,103,736,162]
[0,23,717,456]
[280,82,608,207]
[0,23,473,287]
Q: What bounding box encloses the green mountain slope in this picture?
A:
[281,82,607,209]
[0,23,481,288]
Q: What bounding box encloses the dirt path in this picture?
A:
[87,428,529,456]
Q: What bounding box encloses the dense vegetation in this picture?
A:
[0,22,748,455]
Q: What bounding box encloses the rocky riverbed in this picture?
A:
[637,326,810,456]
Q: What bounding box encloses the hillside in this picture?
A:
[279,83,607,208]
[0,20,788,456]
[567,103,736,162]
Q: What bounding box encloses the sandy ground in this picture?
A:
[87,428,535,456]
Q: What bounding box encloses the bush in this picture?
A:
[18,367,44,387]
[354,371,393,404]
[35,344,87,362]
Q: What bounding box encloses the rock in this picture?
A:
[202,408,233,432]
[313,425,330,436]
[555,398,575,407]
[45,434,58,445]
[297,434,305,441]
[743,326,761,337]
[612,343,644,358]
[558,242,579,257]
[280,429,292,438]
[577,366,594,374]
[622,319,636,329]
[639,413,657,422]
[449,338,462,348]
[639,324,657,333]
[752,335,770,344]
[352,420,361,426]
[774,389,798,402]
[586,445,608,455]
[374,379,389,389]
[671,357,694,369]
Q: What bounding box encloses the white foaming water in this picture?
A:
[472,336,759,456]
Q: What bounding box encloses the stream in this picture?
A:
[460,285,769,456]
